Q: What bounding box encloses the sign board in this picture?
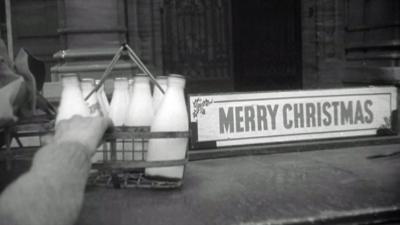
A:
[189,87,397,148]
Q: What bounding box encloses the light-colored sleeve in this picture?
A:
[0,141,92,225]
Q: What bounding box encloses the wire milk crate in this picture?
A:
[1,121,190,189]
[0,44,190,189]
[89,127,189,189]
[83,44,190,189]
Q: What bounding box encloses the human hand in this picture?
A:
[53,115,112,156]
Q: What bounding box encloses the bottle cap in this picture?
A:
[115,77,128,81]
[60,73,78,78]
[168,74,185,79]
[168,74,186,87]
[114,77,129,89]
[81,78,95,85]
[156,75,168,80]
[60,73,80,86]
[134,74,150,83]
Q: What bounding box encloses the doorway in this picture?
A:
[231,0,302,91]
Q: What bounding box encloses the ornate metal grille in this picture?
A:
[161,0,232,79]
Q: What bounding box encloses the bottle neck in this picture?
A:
[114,79,129,91]
[62,77,80,89]
[156,77,168,88]
[133,82,151,91]
[167,75,186,90]
[81,82,93,92]
[133,77,151,93]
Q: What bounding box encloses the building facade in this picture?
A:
[2,0,399,93]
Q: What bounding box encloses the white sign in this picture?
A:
[189,87,397,148]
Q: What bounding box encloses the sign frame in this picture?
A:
[188,86,397,149]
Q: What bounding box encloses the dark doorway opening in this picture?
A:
[231,0,302,91]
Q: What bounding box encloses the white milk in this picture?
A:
[145,74,188,179]
[152,75,168,114]
[56,73,90,125]
[126,75,154,160]
[95,79,110,118]
[81,78,101,117]
[109,77,130,160]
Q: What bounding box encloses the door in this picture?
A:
[161,0,232,82]
[231,0,302,91]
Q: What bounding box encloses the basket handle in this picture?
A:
[84,45,124,101]
[123,44,165,94]
[84,44,165,102]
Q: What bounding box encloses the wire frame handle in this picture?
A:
[84,44,165,101]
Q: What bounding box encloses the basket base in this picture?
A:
[143,174,182,183]
[87,170,183,189]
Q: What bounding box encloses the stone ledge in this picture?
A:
[343,66,400,86]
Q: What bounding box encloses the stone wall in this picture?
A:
[302,0,346,89]
[302,0,400,88]
[126,0,164,75]
[11,0,398,90]
[12,0,60,80]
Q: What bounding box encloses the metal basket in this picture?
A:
[82,44,190,189]
[1,44,189,189]
[1,121,189,189]
[89,126,189,189]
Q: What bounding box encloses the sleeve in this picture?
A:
[0,141,92,225]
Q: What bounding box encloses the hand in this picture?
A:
[53,115,112,156]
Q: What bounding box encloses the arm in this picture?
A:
[0,116,111,225]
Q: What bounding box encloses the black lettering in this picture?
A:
[235,106,244,132]
[294,104,304,128]
[364,100,373,123]
[219,107,234,134]
[257,105,268,130]
[267,105,279,130]
[305,103,316,127]
[340,101,353,125]
[354,100,364,124]
[244,106,256,131]
[283,104,293,129]
[317,102,322,126]
[322,102,332,126]
[332,101,340,125]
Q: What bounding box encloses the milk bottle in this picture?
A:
[56,73,90,124]
[109,77,130,126]
[152,76,168,113]
[80,78,105,162]
[81,78,101,117]
[126,75,154,160]
[126,75,154,126]
[95,80,110,118]
[145,74,188,179]
[128,78,134,98]
[109,77,130,160]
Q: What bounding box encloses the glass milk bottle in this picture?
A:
[109,77,130,126]
[125,75,154,160]
[152,75,168,114]
[80,78,104,163]
[95,80,110,118]
[94,80,110,162]
[128,78,134,98]
[109,77,130,160]
[145,74,188,180]
[81,78,101,117]
[56,73,90,125]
